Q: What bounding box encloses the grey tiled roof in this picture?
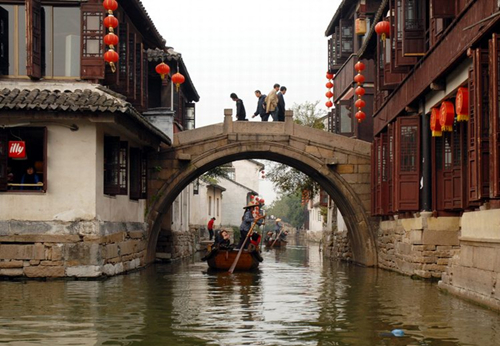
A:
[0,87,130,113]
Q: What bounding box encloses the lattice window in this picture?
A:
[400,125,418,172]
[82,10,103,58]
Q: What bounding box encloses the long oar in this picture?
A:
[228,215,263,274]
[271,227,285,249]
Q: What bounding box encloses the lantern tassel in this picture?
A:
[109,62,116,73]
[432,130,442,137]
[457,114,469,122]
[441,125,453,132]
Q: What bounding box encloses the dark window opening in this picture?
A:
[0,127,46,192]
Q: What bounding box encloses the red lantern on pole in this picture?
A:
[172,72,185,91]
[439,101,455,132]
[355,86,366,97]
[103,15,118,29]
[354,74,365,85]
[354,61,365,72]
[355,111,366,123]
[104,33,118,47]
[455,87,469,122]
[326,72,334,80]
[326,81,333,89]
[375,20,391,42]
[355,99,366,109]
[155,62,170,80]
[326,91,334,99]
[103,0,118,12]
[430,107,442,137]
[326,100,333,108]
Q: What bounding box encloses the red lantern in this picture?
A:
[355,86,365,96]
[430,107,442,137]
[104,49,119,63]
[260,199,265,204]
[355,111,366,123]
[155,62,170,80]
[354,74,365,85]
[326,100,333,108]
[439,101,455,132]
[354,61,365,72]
[355,99,366,109]
[172,72,185,91]
[375,21,391,41]
[325,91,334,98]
[103,15,119,29]
[326,72,334,80]
[326,82,333,89]
[103,0,118,12]
[455,87,469,122]
[104,33,118,47]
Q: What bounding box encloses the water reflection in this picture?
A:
[0,244,499,345]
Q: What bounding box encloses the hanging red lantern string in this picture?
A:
[326,72,334,109]
[354,61,366,123]
[172,72,185,92]
[375,20,391,47]
[103,0,119,73]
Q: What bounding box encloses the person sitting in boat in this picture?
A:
[264,231,274,243]
[215,229,231,250]
[249,232,262,249]
[279,230,288,242]
[238,201,264,249]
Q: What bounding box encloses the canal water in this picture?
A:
[0,243,499,346]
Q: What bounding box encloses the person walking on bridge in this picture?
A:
[230,93,246,121]
[265,84,280,121]
[277,86,287,122]
[252,90,269,121]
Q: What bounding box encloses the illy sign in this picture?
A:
[9,141,26,158]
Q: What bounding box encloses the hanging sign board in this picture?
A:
[9,141,26,158]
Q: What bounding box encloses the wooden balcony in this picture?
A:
[333,54,357,103]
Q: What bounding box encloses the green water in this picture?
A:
[0,243,498,345]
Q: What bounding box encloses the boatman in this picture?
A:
[238,201,264,249]
[207,217,216,241]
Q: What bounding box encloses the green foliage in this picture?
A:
[292,100,326,130]
[266,192,306,229]
[200,166,230,184]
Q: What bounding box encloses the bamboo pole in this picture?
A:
[228,214,264,274]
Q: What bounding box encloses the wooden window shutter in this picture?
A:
[0,131,7,191]
[328,37,333,72]
[371,139,378,215]
[119,141,128,195]
[0,7,9,75]
[26,0,42,79]
[474,48,490,200]
[381,132,391,215]
[402,0,426,56]
[490,34,500,198]
[130,147,141,200]
[394,116,420,211]
[388,124,395,213]
[141,150,147,199]
[339,19,353,58]
[104,136,120,195]
[392,0,416,71]
[142,52,148,109]
[135,41,143,107]
[467,67,479,202]
[430,0,455,18]
[81,1,105,80]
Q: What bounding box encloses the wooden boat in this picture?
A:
[265,239,287,248]
[204,249,261,271]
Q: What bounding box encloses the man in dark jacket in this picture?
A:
[251,90,269,121]
[277,86,287,122]
[230,93,246,121]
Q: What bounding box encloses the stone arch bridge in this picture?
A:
[146,110,376,266]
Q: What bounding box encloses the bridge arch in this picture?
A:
[146,111,377,266]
